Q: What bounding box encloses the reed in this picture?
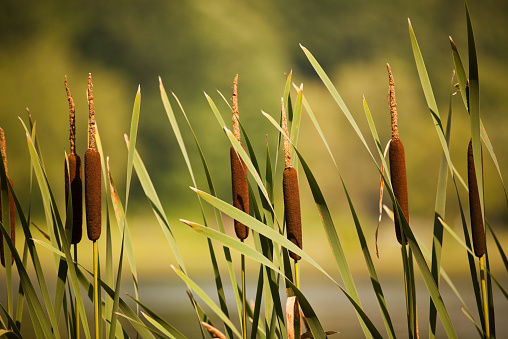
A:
[387,64,409,245]
[64,76,83,245]
[231,74,249,241]
[467,139,485,258]
[85,74,101,242]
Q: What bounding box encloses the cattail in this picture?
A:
[230,74,249,240]
[0,127,15,266]
[64,76,83,244]
[387,64,409,245]
[467,139,485,257]
[85,74,101,241]
[281,98,302,261]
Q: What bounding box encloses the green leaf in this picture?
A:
[125,85,141,211]
[408,19,454,176]
[127,294,187,339]
[172,265,243,339]
[185,191,383,338]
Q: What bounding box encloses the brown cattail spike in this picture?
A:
[390,139,409,244]
[468,139,485,257]
[230,74,249,240]
[387,65,409,244]
[0,128,15,266]
[85,74,101,241]
[85,149,101,241]
[66,154,83,244]
[65,77,83,244]
[283,167,302,261]
[231,146,249,239]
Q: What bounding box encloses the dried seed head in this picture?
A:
[230,146,249,240]
[281,97,291,169]
[283,167,302,260]
[387,64,399,140]
[467,139,485,257]
[87,73,96,150]
[65,76,77,154]
[85,148,101,241]
[389,138,409,245]
[65,153,83,244]
[232,74,241,142]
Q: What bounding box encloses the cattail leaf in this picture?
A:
[172,264,243,339]
[23,130,94,339]
[107,159,138,287]
[450,37,507,203]
[109,234,127,339]
[408,20,454,174]
[126,294,187,339]
[387,186,458,338]
[76,267,156,339]
[487,222,508,273]
[265,108,385,337]
[300,44,374,160]
[429,78,453,338]
[186,192,383,338]
[289,84,303,167]
[465,2,484,224]
[125,85,141,212]
[141,311,185,339]
[160,79,196,186]
[126,136,187,273]
[164,88,234,337]
[0,221,53,339]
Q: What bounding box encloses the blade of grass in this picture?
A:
[125,85,141,212]
[172,265,242,339]
[429,72,454,339]
[126,294,187,339]
[164,86,236,338]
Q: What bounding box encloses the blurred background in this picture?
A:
[1,0,508,337]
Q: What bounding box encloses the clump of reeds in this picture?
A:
[387,63,409,244]
[281,97,302,261]
[85,74,101,242]
[467,139,485,258]
[230,74,249,240]
[0,127,15,266]
[64,76,83,245]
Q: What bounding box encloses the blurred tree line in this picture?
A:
[1,0,507,227]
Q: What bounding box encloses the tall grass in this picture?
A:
[0,2,507,338]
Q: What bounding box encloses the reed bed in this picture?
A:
[0,2,507,339]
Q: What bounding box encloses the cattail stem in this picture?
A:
[241,250,247,339]
[74,245,80,339]
[93,240,99,339]
[480,256,490,338]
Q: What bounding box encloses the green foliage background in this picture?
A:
[1,0,507,224]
